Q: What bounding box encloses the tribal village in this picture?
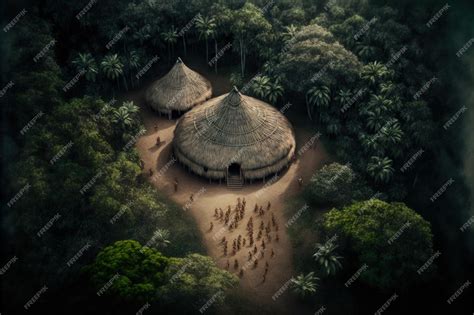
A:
[1,0,473,314]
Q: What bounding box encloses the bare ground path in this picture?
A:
[124,58,330,314]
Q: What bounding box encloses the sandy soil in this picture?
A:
[124,58,330,314]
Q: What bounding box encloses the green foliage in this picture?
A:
[276,23,362,93]
[86,240,170,302]
[86,241,237,311]
[291,272,319,298]
[305,163,372,206]
[323,199,434,289]
[161,253,238,311]
[313,242,343,275]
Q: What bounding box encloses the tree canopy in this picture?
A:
[322,199,434,289]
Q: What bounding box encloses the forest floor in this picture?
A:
[125,56,330,314]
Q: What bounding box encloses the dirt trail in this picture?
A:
[126,58,330,314]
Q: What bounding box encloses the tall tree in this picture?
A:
[195,15,216,63]
[100,54,124,95]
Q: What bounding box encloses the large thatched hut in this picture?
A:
[146,57,212,118]
[173,87,296,187]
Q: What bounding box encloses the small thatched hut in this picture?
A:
[173,87,296,186]
[146,57,212,118]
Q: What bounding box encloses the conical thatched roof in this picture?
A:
[146,58,212,114]
[173,87,296,180]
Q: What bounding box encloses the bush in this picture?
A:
[322,199,434,289]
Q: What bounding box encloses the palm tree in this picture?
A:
[72,53,98,82]
[195,15,216,63]
[306,85,331,121]
[162,28,178,62]
[133,25,152,45]
[266,79,284,105]
[356,43,378,60]
[335,89,352,108]
[100,54,124,95]
[313,243,343,275]
[368,94,393,112]
[153,229,171,249]
[366,108,386,131]
[121,101,139,115]
[112,106,132,129]
[380,82,395,95]
[126,51,141,88]
[361,61,389,85]
[283,24,298,41]
[291,272,319,298]
[325,118,342,136]
[360,133,384,155]
[380,119,403,146]
[251,75,270,99]
[367,156,394,183]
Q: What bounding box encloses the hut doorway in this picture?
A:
[227,163,243,188]
[228,163,241,176]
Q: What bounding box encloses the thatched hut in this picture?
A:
[173,87,296,186]
[146,57,212,118]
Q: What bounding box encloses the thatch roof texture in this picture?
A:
[173,87,296,180]
[146,58,212,113]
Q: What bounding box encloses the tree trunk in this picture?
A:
[183,35,187,56]
[240,38,244,77]
[214,39,218,73]
[305,94,313,121]
[205,38,209,63]
[122,75,128,91]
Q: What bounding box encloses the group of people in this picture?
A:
[211,197,280,283]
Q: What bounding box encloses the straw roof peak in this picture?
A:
[146,59,212,113]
